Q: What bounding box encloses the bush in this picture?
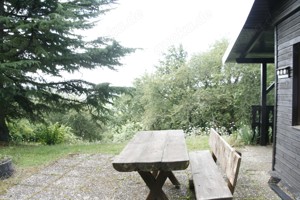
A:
[8,119,81,145]
[228,125,253,147]
[47,111,104,142]
[35,122,79,145]
[8,119,37,143]
[104,122,142,143]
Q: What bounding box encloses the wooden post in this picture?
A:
[261,62,268,145]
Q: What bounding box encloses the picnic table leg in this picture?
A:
[152,170,158,178]
[166,171,180,189]
[138,171,169,200]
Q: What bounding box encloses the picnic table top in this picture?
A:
[112,130,189,172]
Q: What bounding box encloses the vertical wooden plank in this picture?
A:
[162,130,189,170]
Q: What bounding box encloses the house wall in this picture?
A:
[275,4,300,195]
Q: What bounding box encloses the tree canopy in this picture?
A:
[0,0,134,141]
[113,39,273,134]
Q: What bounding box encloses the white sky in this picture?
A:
[70,0,254,86]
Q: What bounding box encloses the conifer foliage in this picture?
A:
[0,0,134,141]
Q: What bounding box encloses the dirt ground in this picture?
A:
[0,145,285,200]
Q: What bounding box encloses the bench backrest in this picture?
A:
[209,128,242,194]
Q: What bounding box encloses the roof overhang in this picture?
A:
[223,0,275,64]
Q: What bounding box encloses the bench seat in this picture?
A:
[189,150,233,200]
[189,129,241,200]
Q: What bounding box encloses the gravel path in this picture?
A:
[0,145,281,200]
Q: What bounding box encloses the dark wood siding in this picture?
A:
[273,0,300,24]
[275,5,300,193]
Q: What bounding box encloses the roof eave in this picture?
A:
[223,0,275,64]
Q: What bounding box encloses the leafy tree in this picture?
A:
[109,39,274,137]
[135,45,189,130]
[156,44,187,75]
[125,40,267,133]
[0,0,134,141]
[189,40,262,130]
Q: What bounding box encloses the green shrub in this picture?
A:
[8,119,37,143]
[228,125,253,147]
[104,122,142,143]
[35,122,78,145]
[47,111,104,142]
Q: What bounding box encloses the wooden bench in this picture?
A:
[189,128,242,200]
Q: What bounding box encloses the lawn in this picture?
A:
[1,135,208,168]
[0,135,208,194]
[0,142,126,194]
[0,143,126,168]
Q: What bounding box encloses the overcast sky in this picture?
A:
[70,0,254,86]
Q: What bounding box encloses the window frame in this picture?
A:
[292,42,300,125]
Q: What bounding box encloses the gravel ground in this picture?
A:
[234,145,281,200]
[0,145,282,200]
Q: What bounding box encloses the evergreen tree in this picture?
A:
[0,0,134,141]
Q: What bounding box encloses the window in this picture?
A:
[293,43,300,125]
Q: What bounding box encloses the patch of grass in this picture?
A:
[0,136,208,196]
[0,136,208,173]
[0,142,127,195]
[0,142,126,168]
[0,136,208,195]
[1,136,208,169]
[186,135,209,151]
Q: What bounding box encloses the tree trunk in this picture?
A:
[0,116,10,142]
[0,1,9,142]
[0,0,3,48]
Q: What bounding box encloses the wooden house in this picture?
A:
[223,0,300,198]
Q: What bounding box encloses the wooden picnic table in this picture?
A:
[112,130,189,200]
